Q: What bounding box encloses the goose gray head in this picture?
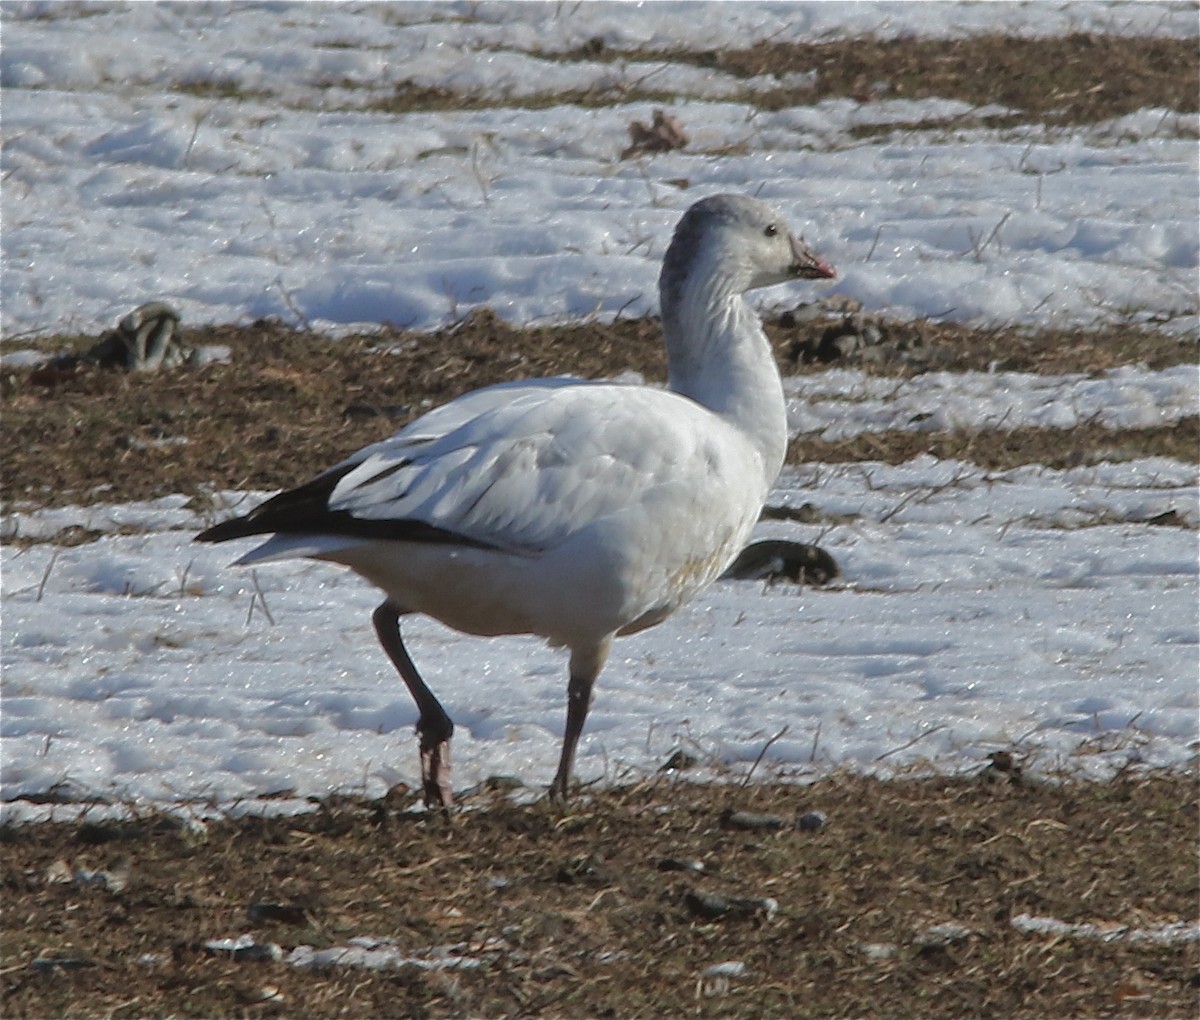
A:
[659,194,835,311]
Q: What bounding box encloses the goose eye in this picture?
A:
[763,224,778,237]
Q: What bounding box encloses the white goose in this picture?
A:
[196,194,835,807]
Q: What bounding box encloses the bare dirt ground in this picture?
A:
[3,767,1197,1019]
[2,28,1198,1020]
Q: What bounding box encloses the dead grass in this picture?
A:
[2,311,1195,510]
[364,35,1198,127]
[138,33,1200,135]
[2,767,1196,1019]
[647,34,1200,122]
[787,416,1199,473]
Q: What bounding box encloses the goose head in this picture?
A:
[659,194,836,311]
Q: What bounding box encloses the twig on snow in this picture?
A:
[740,724,789,788]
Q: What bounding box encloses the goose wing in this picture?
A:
[200,378,745,559]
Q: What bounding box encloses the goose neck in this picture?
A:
[662,276,787,484]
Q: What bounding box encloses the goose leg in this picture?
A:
[549,640,611,801]
[372,602,454,809]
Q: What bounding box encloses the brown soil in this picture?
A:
[3,768,1196,1019]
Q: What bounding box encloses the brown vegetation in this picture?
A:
[3,768,1196,1019]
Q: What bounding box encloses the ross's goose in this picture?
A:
[196,194,836,807]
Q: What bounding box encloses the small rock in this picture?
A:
[721,539,839,585]
[860,942,898,961]
[914,921,974,949]
[204,935,285,962]
[36,302,190,379]
[684,889,778,921]
[795,810,827,832]
[115,302,185,371]
[247,901,310,927]
[719,808,787,831]
[44,859,73,884]
[658,857,706,874]
[80,302,186,371]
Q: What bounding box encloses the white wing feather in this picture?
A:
[322,378,754,557]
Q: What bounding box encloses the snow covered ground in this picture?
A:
[2,1,1197,339]
[1,1,1196,818]
[3,439,1197,812]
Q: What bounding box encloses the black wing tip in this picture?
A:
[194,464,351,545]
[194,516,262,544]
[195,509,507,552]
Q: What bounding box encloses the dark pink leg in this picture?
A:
[548,641,610,801]
[372,602,454,809]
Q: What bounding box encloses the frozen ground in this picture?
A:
[2,445,1197,805]
[1,1,1197,339]
[4,399,1196,813]
[1,1,1197,817]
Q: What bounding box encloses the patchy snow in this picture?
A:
[786,364,1200,439]
[1009,914,1200,946]
[2,1,1197,338]
[3,449,1195,816]
[1,1,1196,817]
